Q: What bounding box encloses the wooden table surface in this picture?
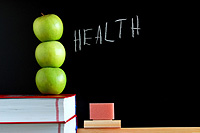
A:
[78,127,200,133]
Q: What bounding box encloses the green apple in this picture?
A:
[35,41,66,67]
[33,14,63,42]
[36,67,67,94]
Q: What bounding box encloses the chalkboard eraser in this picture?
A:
[89,103,114,120]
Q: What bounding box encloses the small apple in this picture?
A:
[36,67,67,94]
[33,14,63,42]
[35,41,66,68]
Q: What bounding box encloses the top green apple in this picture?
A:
[33,14,63,42]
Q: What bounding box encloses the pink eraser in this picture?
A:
[90,103,114,120]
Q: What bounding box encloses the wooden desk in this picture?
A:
[78,127,200,133]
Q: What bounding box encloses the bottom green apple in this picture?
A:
[36,67,67,94]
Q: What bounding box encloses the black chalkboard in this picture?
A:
[0,1,199,127]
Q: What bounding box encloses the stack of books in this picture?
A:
[0,94,77,133]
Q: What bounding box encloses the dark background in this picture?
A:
[0,1,199,127]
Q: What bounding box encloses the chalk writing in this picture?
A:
[115,18,127,39]
[131,15,140,38]
[84,29,92,46]
[105,22,115,43]
[95,25,102,44]
[74,15,140,52]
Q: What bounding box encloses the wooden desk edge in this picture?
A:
[78,127,200,133]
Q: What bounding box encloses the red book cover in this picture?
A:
[0,94,76,99]
[0,115,77,124]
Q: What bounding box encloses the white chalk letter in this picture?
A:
[83,29,93,46]
[105,22,115,42]
[131,15,141,38]
[115,18,127,39]
[95,25,102,44]
[74,29,81,52]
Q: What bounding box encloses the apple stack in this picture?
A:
[33,14,67,94]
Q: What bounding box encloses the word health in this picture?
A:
[74,15,141,52]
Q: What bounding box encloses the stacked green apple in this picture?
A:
[33,14,66,94]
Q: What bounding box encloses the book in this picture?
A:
[0,114,77,133]
[84,120,121,128]
[0,94,76,122]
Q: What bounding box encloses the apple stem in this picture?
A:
[41,13,45,16]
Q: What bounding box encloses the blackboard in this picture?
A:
[0,1,199,127]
